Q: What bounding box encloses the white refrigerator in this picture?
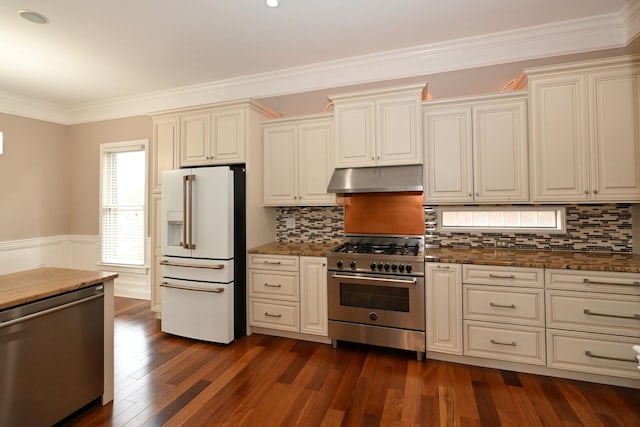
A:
[160,166,245,343]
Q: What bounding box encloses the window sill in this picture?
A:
[97,263,149,275]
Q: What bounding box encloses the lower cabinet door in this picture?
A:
[250,299,300,332]
[547,329,640,379]
[464,320,546,365]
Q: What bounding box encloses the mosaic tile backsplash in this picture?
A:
[275,204,633,253]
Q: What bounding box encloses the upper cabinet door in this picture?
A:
[473,98,529,202]
[211,108,245,164]
[298,121,336,205]
[376,94,422,165]
[334,100,375,167]
[529,74,589,202]
[180,112,211,166]
[589,67,640,201]
[423,106,473,203]
[152,117,179,193]
[263,125,298,205]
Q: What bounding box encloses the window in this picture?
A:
[100,140,148,266]
[437,206,565,233]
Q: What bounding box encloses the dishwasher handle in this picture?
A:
[0,293,104,330]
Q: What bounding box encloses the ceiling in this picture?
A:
[0,0,638,123]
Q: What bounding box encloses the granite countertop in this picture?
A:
[424,247,640,273]
[248,241,342,258]
[0,267,119,311]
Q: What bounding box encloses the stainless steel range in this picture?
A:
[327,234,425,360]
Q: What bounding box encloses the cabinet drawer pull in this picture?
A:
[585,350,637,364]
[490,339,516,347]
[436,265,450,269]
[264,312,282,318]
[263,260,282,265]
[583,278,640,287]
[583,309,640,320]
[490,302,516,309]
[160,260,224,269]
[489,274,515,279]
[264,283,282,288]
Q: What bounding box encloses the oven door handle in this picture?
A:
[331,274,417,285]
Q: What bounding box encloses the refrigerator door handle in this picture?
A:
[182,175,188,249]
[186,174,196,250]
[160,260,225,270]
[161,282,225,293]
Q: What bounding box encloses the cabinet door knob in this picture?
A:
[593,189,598,194]
[468,193,472,197]
[475,192,479,197]
[584,190,590,195]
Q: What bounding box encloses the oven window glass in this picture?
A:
[340,283,410,312]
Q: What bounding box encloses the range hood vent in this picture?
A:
[327,164,423,194]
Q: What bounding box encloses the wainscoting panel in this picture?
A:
[0,235,151,301]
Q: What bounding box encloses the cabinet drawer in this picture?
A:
[464,320,545,365]
[546,290,640,337]
[248,254,299,271]
[249,299,299,332]
[547,329,640,379]
[463,285,544,326]
[249,270,299,301]
[462,265,543,288]
[545,269,640,295]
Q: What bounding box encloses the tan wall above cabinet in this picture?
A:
[423,91,529,204]
[329,84,426,168]
[526,55,640,203]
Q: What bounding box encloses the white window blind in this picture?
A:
[100,142,146,265]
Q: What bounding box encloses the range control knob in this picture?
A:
[370,262,376,270]
[383,263,390,271]
[405,264,413,273]
[391,263,398,272]
[336,260,343,268]
[377,262,383,270]
[398,264,405,272]
[349,260,357,269]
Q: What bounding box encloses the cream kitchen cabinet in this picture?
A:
[423,92,529,203]
[151,116,179,193]
[462,265,546,365]
[300,257,328,336]
[545,269,640,379]
[527,55,640,202]
[329,84,425,167]
[180,107,246,166]
[248,254,329,339]
[426,263,462,355]
[263,114,335,206]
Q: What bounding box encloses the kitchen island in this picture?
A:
[0,267,118,425]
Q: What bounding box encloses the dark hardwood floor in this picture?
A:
[63,297,640,426]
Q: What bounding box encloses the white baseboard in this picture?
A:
[0,234,151,300]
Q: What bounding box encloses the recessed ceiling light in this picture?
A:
[266,0,279,8]
[18,9,49,24]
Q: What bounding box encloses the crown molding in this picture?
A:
[0,8,634,125]
[0,90,71,124]
[623,0,640,43]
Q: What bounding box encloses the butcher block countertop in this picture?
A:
[0,267,119,311]
[424,247,640,273]
[248,241,342,258]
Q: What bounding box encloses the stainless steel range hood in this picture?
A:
[327,164,423,194]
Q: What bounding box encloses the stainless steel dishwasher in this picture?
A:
[0,284,104,426]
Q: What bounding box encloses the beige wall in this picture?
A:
[0,113,70,241]
[68,116,152,235]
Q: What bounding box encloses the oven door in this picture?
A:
[328,271,425,331]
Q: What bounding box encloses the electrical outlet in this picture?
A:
[285,218,295,229]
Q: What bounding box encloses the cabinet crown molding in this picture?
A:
[524,54,640,78]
